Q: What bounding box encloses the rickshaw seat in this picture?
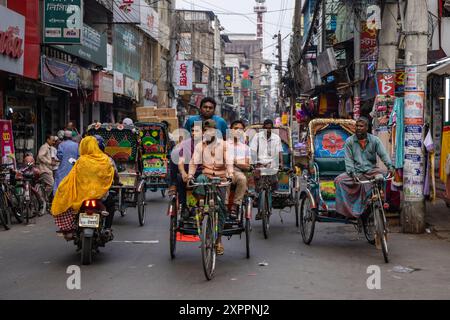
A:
[315,157,346,177]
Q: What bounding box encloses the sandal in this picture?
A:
[215,243,224,255]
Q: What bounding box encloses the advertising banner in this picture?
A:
[139,0,159,40]
[223,67,233,96]
[0,6,25,76]
[41,56,79,89]
[93,72,113,103]
[376,72,395,96]
[142,80,158,106]
[175,61,193,91]
[113,0,140,24]
[44,0,82,44]
[113,24,141,80]
[113,71,124,94]
[54,24,107,66]
[404,91,425,125]
[0,120,15,167]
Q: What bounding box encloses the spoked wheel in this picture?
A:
[7,191,23,224]
[243,197,252,258]
[0,205,10,230]
[201,214,216,281]
[23,203,34,225]
[260,190,270,239]
[300,196,316,244]
[81,233,93,265]
[137,189,146,226]
[374,205,389,263]
[168,197,177,259]
[362,211,376,245]
[294,191,300,227]
[245,218,251,259]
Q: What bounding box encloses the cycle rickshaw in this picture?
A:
[299,118,391,263]
[245,124,301,239]
[87,123,146,226]
[167,176,252,280]
[135,122,169,198]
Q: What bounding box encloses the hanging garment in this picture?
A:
[439,126,450,183]
[389,98,404,169]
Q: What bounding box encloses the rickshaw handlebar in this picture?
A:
[354,172,394,185]
[187,177,232,188]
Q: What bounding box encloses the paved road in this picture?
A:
[1,192,450,299]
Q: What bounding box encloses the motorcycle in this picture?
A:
[74,198,114,265]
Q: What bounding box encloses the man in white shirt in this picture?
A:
[249,119,284,220]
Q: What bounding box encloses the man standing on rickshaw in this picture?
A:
[249,119,284,220]
[184,97,228,139]
[334,116,395,218]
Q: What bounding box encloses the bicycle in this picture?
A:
[255,167,278,239]
[187,176,232,280]
[14,163,43,224]
[0,164,24,229]
[355,172,393,263]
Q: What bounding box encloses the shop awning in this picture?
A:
[428,60,450,76]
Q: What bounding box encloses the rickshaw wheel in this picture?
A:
[300,195,316,245]
[260,190,270,239]
[201,214,216,280]
[138,189,146,226]
[245,218,251,259]
[168,197,177,259]
[374,206,389,263]
[363,211,376,245]
[294,191,300,227]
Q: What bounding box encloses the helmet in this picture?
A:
[94,135,105,152]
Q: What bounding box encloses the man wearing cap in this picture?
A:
[334,116,395,218]
[184,97,228,140]
[188,119,233,255]
[53,130,79,195]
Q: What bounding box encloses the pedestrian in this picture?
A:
[51,136,60,178]
[37,133,57,204]
[122,117,134,126]
[53,130,79,195]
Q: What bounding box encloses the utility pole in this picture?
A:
[353,2,361,119]
[276,31,283,114]
[402,0,428,233]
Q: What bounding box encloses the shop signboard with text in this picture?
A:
[139,0,159,41]
[54,24,107,66]
[175,60,193,91]
[0,6,25,76]
[376,72,395,96]
[41,56,79,89]
[142,80,158,106]
[113,0,140,24]
[0,120,15,166]
[44,0,82,44]
[113,24,141,81]
[93,72,113,104]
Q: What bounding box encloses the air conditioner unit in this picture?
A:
[316,48,338,78]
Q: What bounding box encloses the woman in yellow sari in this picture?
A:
[51,136,115,238]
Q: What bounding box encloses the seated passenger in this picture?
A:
[188,119,233,255]
[226,120,251,219]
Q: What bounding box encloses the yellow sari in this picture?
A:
[51,136,114,216]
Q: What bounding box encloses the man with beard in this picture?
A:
[334,116,395,219]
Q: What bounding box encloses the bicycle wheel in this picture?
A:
[168,197,177,259]
[0,195,10,230]
[137,189,146,226]
[363,210,376,245]
[201,214,216,280]
[261,190,270,239]
[7,190,23,224]
[300,195,316,244]
[374,205,389,263]
[294,191,300,227]
[23,202,33,225]
[245,218,251,259]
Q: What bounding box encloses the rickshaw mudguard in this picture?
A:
[301,188,317,209]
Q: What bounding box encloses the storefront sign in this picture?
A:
[0,6,25,76]
[175,61,193,91]
[395,66,405,93]
[360,22,378,62]
[41,56,79,89]
[0,120,15,166]
[223,67,233,96]
[404,91,424,125]
[142,80,158,106]
[93,72,113,103]
[114,71,124,94]
[405,66,418,91]
[376,72,395,96]
[113,0,140,24]
[353,96,361,119]
[54,24,107,66]
[202,65,210,84]
[113,25,141,80]
[139,0,159,40]
[44,0,82,44]
[124,76,139,101]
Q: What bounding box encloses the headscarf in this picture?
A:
[51,136,115,216]
[123,118,134,125]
